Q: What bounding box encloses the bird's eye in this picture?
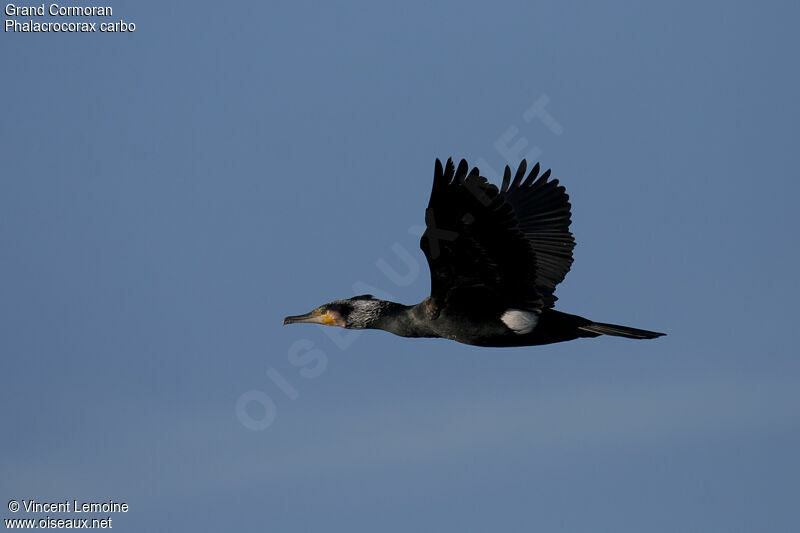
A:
[318,307,327,314]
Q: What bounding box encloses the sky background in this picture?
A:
[2,1,799,531]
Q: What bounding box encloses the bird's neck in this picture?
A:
[364,300,435,338]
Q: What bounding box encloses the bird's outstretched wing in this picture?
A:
[420,158,543,315]
[500,160,575,308]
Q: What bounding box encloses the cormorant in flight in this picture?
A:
[283,159,664,346]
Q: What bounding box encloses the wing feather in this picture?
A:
[501,160,575,307]
[420,158,575,314]
[420,159,543,315]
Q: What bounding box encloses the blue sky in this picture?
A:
[2,1,799,531]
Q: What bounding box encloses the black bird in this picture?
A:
[283,159,665,346]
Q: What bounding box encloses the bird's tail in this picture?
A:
[578,322,665,340]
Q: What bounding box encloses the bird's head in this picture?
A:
[282,294,384,329]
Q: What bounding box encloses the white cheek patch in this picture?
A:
[500,309,539,334]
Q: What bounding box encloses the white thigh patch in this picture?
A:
[500,309,539,334]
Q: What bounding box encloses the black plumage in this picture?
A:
[283,158,665,347]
